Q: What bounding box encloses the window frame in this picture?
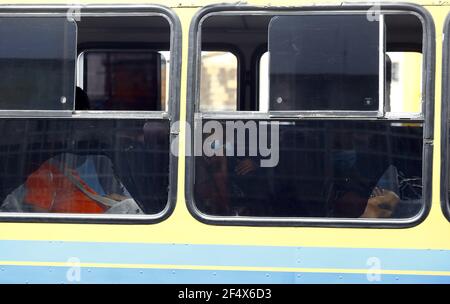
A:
[0,4,181,224]
[186,3,435,228]
[440,13,450,221]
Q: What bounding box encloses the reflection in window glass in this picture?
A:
[83,51,167,111]
[268,15,380,111]
[195,120,423,218]
[200,52,237,111]
[0,17,77,110]
[0,119,170,215]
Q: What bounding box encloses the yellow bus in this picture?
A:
[0,0,447,283]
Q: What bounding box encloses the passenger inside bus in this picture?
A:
[0,89,145,214]
[195,13,423,219]
[0,15,171,215]
[0,153,144,214]
[324,55,400,218]
[195,140,271,216]
[0,88,170,214]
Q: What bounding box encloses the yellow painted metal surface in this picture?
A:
[0,0,447,254]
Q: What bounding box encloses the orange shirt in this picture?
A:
[24,162,107,214]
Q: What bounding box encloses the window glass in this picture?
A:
[194,13,425,222]
[0,119,170,215]
[0,17,77,110]
[194,120,423,218]
[83,51,168,111]
[200,51,238,111]
[0,13,175,219]
[268,15,380,112]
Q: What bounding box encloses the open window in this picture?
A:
[200,51,238,111]
[75,14,173,113]
[0,6,180,223]
[78,50,169,111]
[189,5,433,227]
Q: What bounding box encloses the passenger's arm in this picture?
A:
[360,188,400,218]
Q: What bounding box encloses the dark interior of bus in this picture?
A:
[0,15,172,215]
[0,12,425,218]
[194,13,424,219]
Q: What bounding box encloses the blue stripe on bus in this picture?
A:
[0,240,450,273]
[1,265,450,284]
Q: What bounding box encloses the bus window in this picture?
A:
[0,10,178,222]
[200,51,238,111]
[0,17,76,111]
[76,15,172,112]
[191,11,428,225]
[80,50,168,111]
[0,119,170,215]
[443,14,450,221]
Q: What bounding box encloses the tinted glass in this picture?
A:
[0,17,76,110]
[269,15,380,111]
[194,120,422,219]
[0,119,169,215]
